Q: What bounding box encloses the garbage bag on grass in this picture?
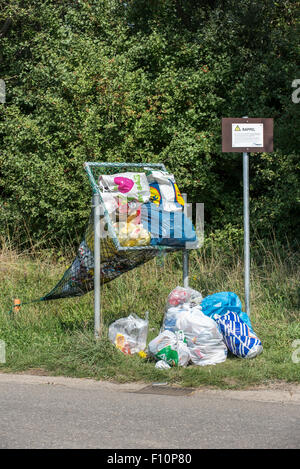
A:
[201,291,253,331]
[175,308,228,366]
[214,311,263,359]
[148,330,191,367]
[163,303,191,333]
[108,313,149,355]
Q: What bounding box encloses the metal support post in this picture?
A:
[243,151,250,317]
[93,192,101,339]
[182,193,189,288]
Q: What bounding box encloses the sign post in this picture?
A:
[243,147,250,316]
[93,192,101,339]
[222,117,273,317]
[182,193,189,288]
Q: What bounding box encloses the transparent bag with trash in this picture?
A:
[103,194,151,248]
[148,329,191,367]
[108,312,149,355]
[162,286,203,332]
[113,220,151,247]
[166,286,203,307]
[97,171,152,248]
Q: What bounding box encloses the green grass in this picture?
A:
[0,235,299,389]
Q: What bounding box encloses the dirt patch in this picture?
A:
[245,380,300,393]
[17,368,51,377]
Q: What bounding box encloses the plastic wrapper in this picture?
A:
[118,199,141,223]
[148,330,191,367]
[101,192,118,215]
[108,313,149,355]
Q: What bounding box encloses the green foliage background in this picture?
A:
[0,0,299,246]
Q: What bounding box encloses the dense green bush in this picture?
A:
[0,0,299,246]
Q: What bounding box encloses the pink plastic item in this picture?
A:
[114,176,134,194]
[168,288,188,306]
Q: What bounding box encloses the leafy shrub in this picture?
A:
[0,0,299,247]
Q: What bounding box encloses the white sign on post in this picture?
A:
[232,123,264,148]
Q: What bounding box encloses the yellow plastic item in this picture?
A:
[115,333,125,349]
[115,221,151,247]
[115,333,132,355]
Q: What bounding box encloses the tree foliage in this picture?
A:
[0,0,299,246]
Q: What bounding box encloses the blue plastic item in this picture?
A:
[201,291,253,331]
[141,202,197,247]
[214,311,263,359]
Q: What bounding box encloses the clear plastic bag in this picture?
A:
[166,286,203,308]
[162,286,203,332]
[108,313,149,355]
[113,221,151,247]
[162,303,191,333]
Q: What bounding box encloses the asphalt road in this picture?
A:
[0,373,299,449]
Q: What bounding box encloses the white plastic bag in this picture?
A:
[98,172,150,204]
[148,330,190,367]
[155,360,171,370]
[147,170,185,212]
[176,309,227,366]
[101,192,118,215]
[108,313,149,355]
[162,303,191,333]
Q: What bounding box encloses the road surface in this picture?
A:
[0,373,299,449]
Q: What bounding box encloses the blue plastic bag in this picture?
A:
[214,311,263,359]
[200,291,253,331]
[141,202,197,247]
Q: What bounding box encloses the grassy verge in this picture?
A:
[0,235,299,389]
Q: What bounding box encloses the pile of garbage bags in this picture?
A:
[108,287,263,368]
[98,170,198,248]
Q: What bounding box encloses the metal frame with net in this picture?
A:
[42,162,189,301]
